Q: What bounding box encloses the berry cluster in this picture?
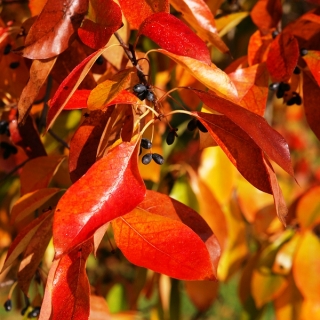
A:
[269,82,302,106]
[133,84,155,102]
[140,138,164,165]
[3,298,40,318]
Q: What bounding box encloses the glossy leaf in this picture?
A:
[248,30,272,66]
[51,240,93,320]
[170,0,229,53]
[303,50,320,87]
[157,49,238,100]
[10,188,61,224]
[87,68,135,110]
[53,139,146,258]
[78,0,122,49]
[191,90,294,177]
[250,0,282,34]
[303,71,320,141]
[119,0,169,29]
[18,210,54,294]
[228,63,269,115]
[296,186,320,229]
[195,112,273,193]
[18,57,57,123]
[69,108,115,183]
[216,12,249,37]
[293,231,320,301]
[112,190,220,280]
[47,45,113,131]
[1,210,54,272]
[20,155,65,195]
[137,13,211,65]
[266,32,299,83]
[18,0,89,59]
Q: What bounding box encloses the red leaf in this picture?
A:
[119,0,169,29]
[266,32,299,83]
[20,155,65,195]
[190,89,294,177]
[250,0,282,34]
[69,107,115,183]
[47,46,111,131]
[1,210,54,272]
[78,0,122,49]
[228,63,269,115]
[195,112,272,193]
[53,139,146,258]
[303,71,320,141]
[170,0,229,53]
[303,50,320,87]
[248,30,272,66]
[18,0,89,59]
[137,13,211,65]
[112,190,220,280]
[51,241,93,320]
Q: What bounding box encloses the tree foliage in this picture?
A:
[0,0,320,318]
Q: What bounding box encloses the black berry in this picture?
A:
[152,153,164,165]
[300,48,308,56]
[142,153,152,165]
[293,66,301,74]
[95,55,104,65]
[0,120,8,134]
[27,306,40,318]
[276,82,290,99]
[9,61,20,69]
[146,90,155,102]
[141,138,152,149]
[197,120,208,133]
[166,131,176,145]
[4,299,12,311]
[286,92,302,106]
[269,82,279,91]
[3,44,12,55]
[187,118,198,131]
[272,30,279,39]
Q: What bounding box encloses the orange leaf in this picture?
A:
[18,57,57,123]
[89,295,111,320]
[293,231,320,301]
[248,30,272,66]
[51,241,93,320]
[137,13,211,65]
[156,49,238,100]
[19,155,65,196]
[112,190,220,280]
[1,210,54,272]
[18,0,89,59]
[228,63,269,116]
[10,188,61,224]
[170,0,229,53]
[87,68,135,110]
[303,50,320,87]
[119,0,169,29]
[303,71,320,141]
[250,0,282,34]
[266,32,299,83]
[53,139,146,258]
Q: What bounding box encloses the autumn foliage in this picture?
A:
[1,0,320,319]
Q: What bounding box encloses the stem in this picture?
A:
[0,158,30,185]
[48,129,70,149]
[8,281,17,299]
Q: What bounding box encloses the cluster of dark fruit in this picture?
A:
[4,299,40,318]
[187,118,208,132]
[140,138,164,165]
[0,141,17,159]
[269,81,302,106]
[133,83,156,103]
[0,120,10,136]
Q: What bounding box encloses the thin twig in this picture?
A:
[0,158,30,185]
[48,129,70,149]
